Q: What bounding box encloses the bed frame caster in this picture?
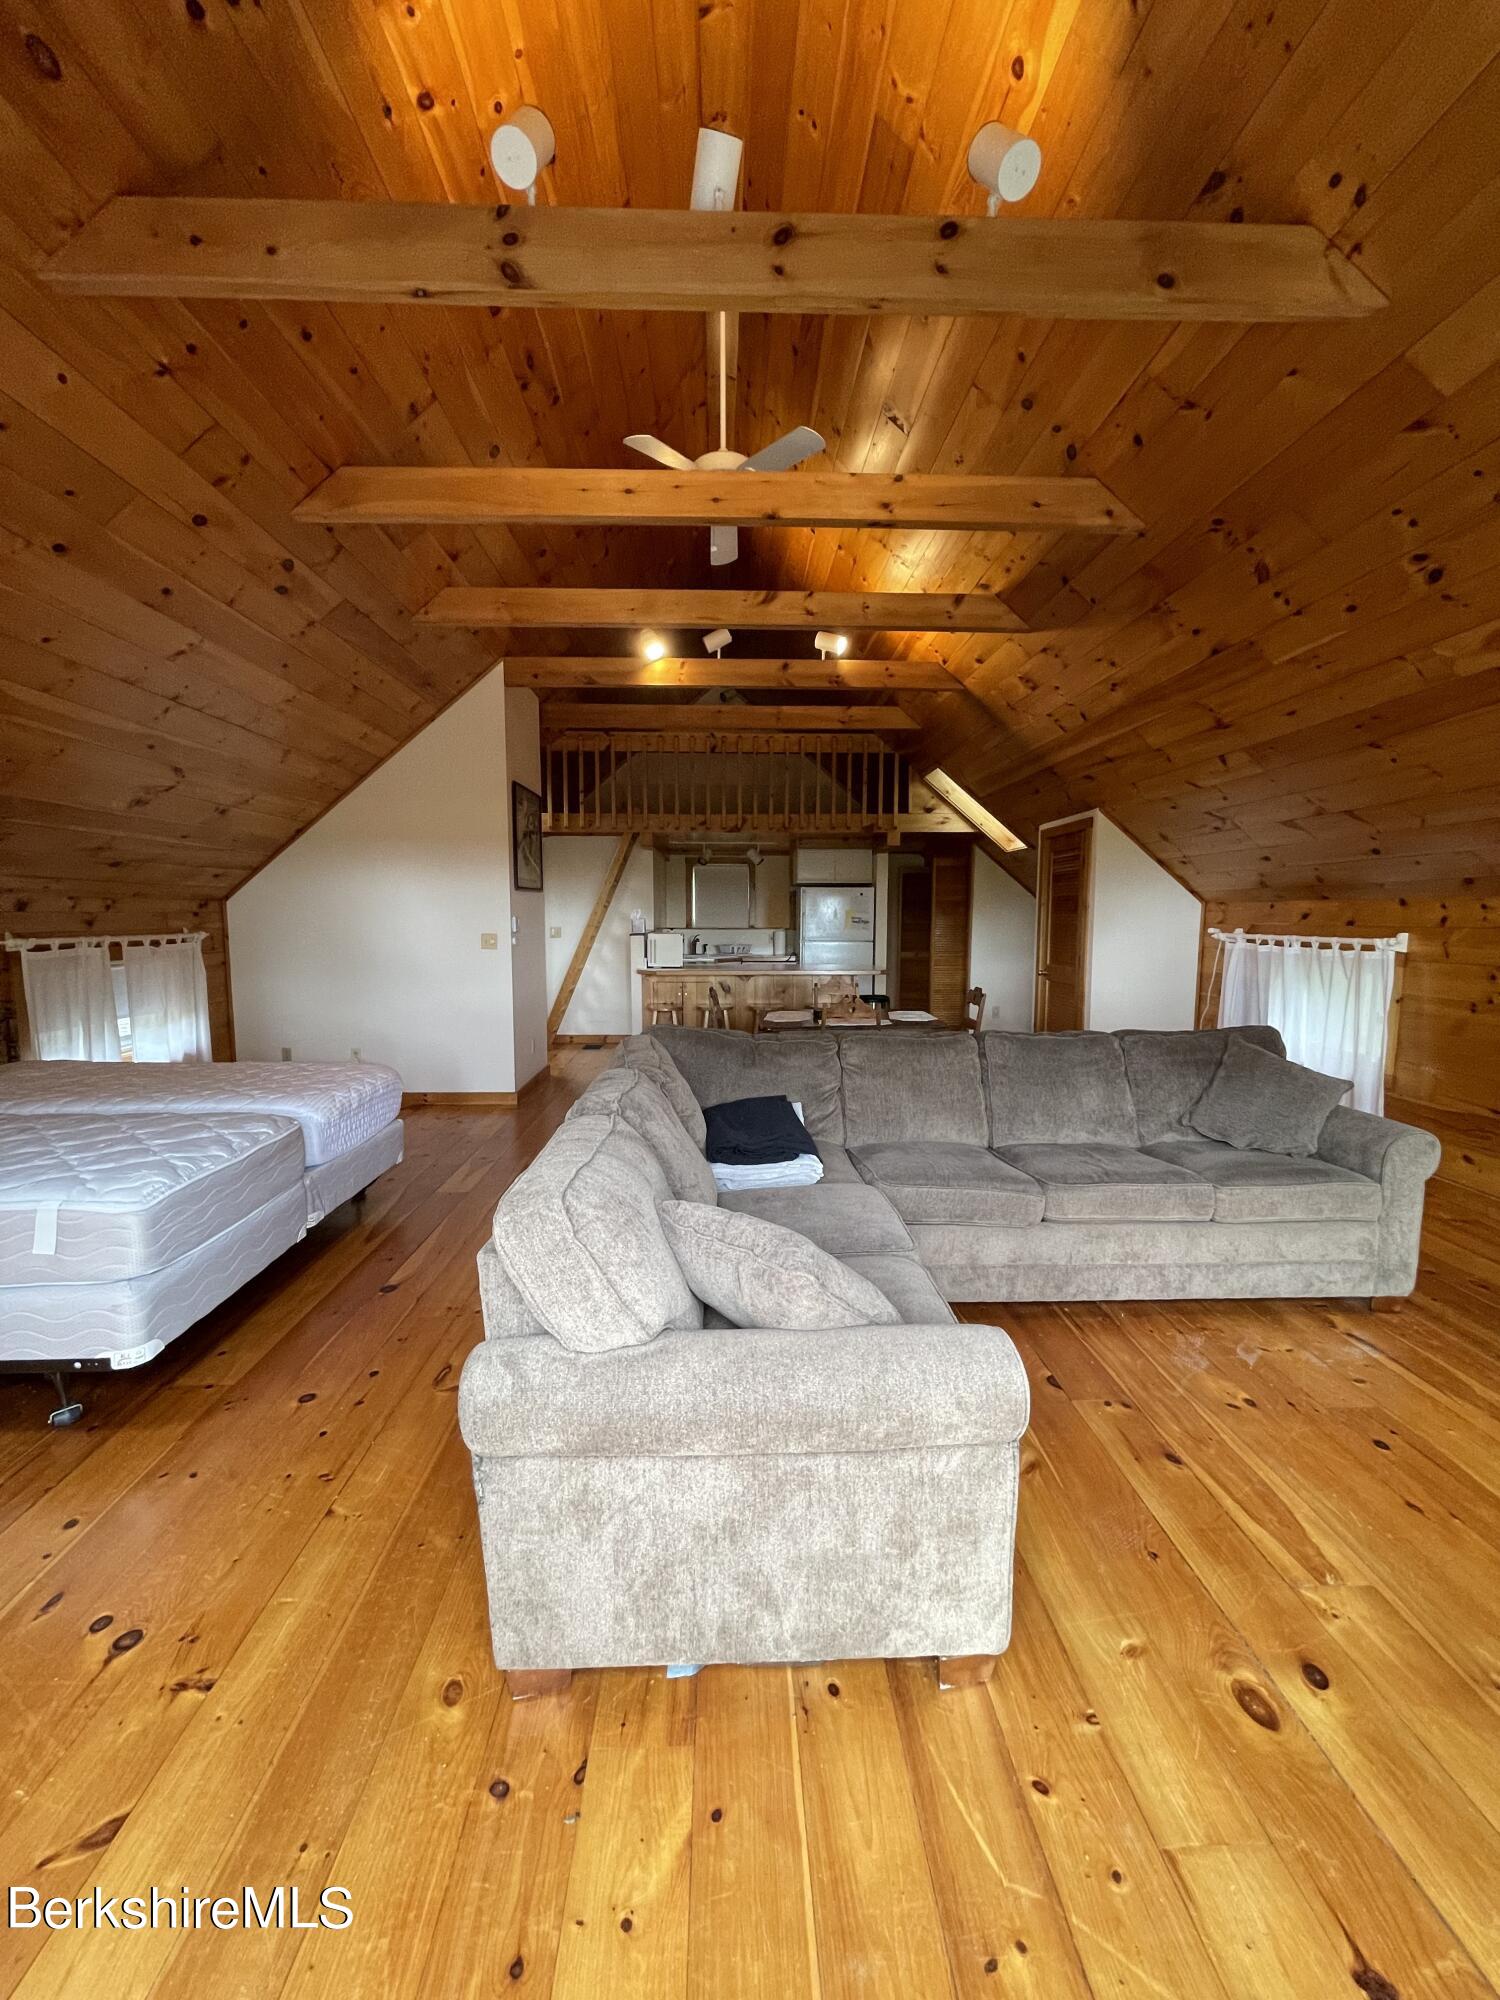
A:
[45,1372,84,1429]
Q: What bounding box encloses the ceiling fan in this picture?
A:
[624,126,825,566]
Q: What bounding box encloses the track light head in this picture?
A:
[967,121,1042,212]
[639,631,668,662]
[703,627,733,657]
[814,630,849,659]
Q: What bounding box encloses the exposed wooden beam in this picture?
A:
[43,198,1387,322]
[546,831,638,1039]
[419,587,1030,633]
[540,703,916,734]
[296,469,1141,535]
[507,657,959,691]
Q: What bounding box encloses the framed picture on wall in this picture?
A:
[511,780,544,892]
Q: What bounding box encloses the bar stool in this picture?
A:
[647,982,685,1027]
[697,983,730,1029]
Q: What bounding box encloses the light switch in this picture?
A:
[479,932,498,951]
[549,925,563,939]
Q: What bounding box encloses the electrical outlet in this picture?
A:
[280,1046,292,1062]
[479,932,498,951]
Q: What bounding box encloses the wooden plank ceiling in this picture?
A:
[1,0,1497,925]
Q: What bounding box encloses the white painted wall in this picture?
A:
[968,849,1036,1027]
[506,687,549,1089]
[1045,810,1202,1031]
[228,665,539,1094]
[544,836,656,1037]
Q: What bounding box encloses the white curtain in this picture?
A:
[120,939,213,1063]
[1216,931,1398,1114]
[18,943,121,1061]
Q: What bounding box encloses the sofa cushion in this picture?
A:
[615,1033,706,1147]
[1188,1038,1350,1157]
[660,1200,900,1330]
[1118,1025,1285,1144]
[494,1113,702,1352]
[814,1141,863,1184]
[839,1032,987,1146]
[1145,1138,1383,1221]
[842,1253,956,1325]
[852,1142,1043,1226]
[981,1031,1138,1146]
[907,1215,1379,1269]
[717,1181,913,1256]
[648,1027,845,1141]
[569,1066,717,1204]
[994,1143,1216,1221]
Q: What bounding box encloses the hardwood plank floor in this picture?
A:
[0,1056,1496,2000]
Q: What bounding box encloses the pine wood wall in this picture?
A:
[0,891,233,1062]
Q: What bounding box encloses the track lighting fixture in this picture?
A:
[703,628,733,657]
[967,121,1042,212]
[639,632,668,662]
[814,631,849,659]
[490,107,555,204]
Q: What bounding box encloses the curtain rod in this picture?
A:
[1208,926,1408,953]
[4,931,206,953]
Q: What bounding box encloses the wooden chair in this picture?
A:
[647,982,685,1027]
[820,979,881,1028]
[964,985,987,1033]
[697,983,730,1029]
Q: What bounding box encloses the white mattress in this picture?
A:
[0,1182,308,1367]
[303,1120,404,1225]
[0,1060,403,1165]
[0,1112,304,1286]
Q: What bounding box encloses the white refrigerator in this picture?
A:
[798,885,876,972]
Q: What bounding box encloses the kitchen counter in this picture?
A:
[638,964,885,977]
[639,963,885,1031]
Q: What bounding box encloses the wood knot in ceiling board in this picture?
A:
[24,32,61,79]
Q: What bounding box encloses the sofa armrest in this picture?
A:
[1317,1105,1441,1185]
[459,1317,1030,1463]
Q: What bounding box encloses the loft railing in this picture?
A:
[541,733,910,833]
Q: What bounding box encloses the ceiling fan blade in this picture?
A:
[624,432,697,472]
[690,126,743,212]
[738,426,827,474]
[709,524,740,567]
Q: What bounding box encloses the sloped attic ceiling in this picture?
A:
[1,0,1497,918]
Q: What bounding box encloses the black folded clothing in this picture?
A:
[704,1095,818,1166]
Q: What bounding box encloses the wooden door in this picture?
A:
[1034,820,1092,1030]
[928,852,973,1026]
[893,862,932,1009]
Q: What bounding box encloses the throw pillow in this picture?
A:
[659,1200,900,1330]
[616,1035,708,1148]
[496,1113,702,1351]
[569,1066,717,1205]
[1189,1037,1350,1157]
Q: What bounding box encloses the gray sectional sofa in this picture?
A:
[458,1025,1439,1686]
